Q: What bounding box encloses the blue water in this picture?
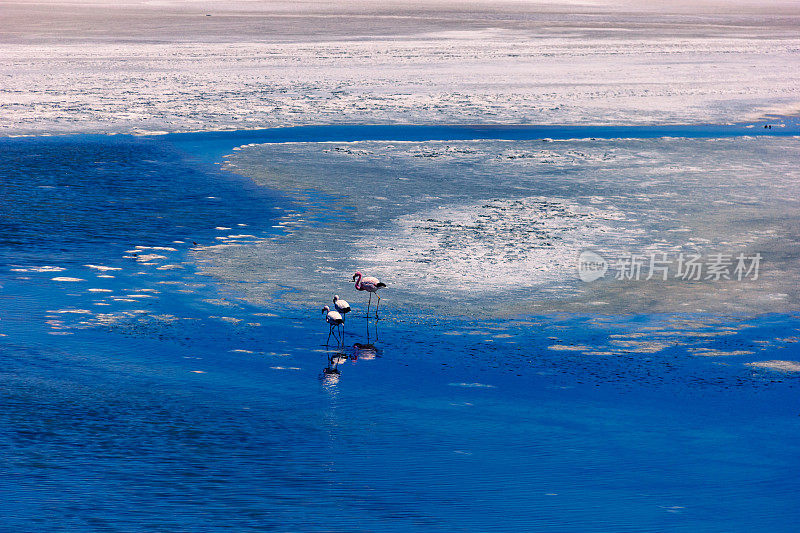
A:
[1,124,799,531]
[163,119,800,164]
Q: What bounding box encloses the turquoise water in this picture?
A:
[1,125,799,531]
[163,120,800,164]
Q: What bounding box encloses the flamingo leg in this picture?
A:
[375,294,381,319]
[366,293,372,317]
[326,325,333,345]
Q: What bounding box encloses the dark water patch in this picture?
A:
[161,120,800,146]
[0,136,282,267]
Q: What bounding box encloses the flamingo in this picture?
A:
[352,271,386,318]
[333,295,351,322]
[322,305,344,345]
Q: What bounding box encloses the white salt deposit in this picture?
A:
[85,264,122,271]
[13,266,66,273]
[746,360,800,372]
[2,1,799,136]
[354,197,641,295]
[135,254,167,262]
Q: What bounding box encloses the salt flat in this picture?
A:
[2,0,799,135]
[204,135,800,317]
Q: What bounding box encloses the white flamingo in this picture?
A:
[333,295,351,322]
[352,271,386,318]
[322,305,344,345]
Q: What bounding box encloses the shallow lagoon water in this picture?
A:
[1,125,799,531]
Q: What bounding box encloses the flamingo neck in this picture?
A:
[354,272,362,290]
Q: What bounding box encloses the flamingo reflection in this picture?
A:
[320,318,382,380]
[351,342,378,361]
[321,350,345,384]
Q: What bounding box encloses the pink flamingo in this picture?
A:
[352,271,386,318]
